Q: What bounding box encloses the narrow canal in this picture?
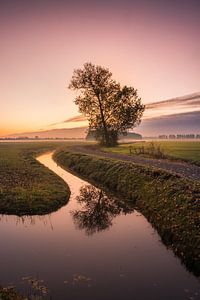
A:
[0,152,199,299]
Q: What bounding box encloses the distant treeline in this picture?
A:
[0,137,85,141]
[158,134,200,139]
[86,130,142,141]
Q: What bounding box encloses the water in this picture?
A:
[0,152,199,299]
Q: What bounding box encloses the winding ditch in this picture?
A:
[0,152,199,299]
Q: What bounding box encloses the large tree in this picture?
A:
[69,62,145,146]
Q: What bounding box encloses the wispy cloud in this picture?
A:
[47,115,87,127]
[64,115,87,123]
[143,92,200,119]
[46,92,200,130]
[146,92,200,109]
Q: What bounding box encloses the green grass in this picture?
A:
[54,149,200,276]
[102,141,200,164]
[0,142,71,215]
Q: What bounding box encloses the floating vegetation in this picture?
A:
[72,274,92,285]
[63,274,92,288]
[0,286,25,300]
[0,275,51,300]
[22,276,49,296]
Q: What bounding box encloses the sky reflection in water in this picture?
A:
[0,152,199,300]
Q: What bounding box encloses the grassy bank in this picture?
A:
[103,141,200,164]
[0,142,70,215]
[54,149,200,276]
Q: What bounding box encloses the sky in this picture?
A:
[0,0,200,135]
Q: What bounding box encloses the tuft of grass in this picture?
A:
[54,149,200,276]
[0,142,70,215]
[129,141,166,159]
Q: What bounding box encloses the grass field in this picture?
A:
[103,141,200,164]
[0,142,70,215]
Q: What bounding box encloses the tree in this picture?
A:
[69,62,145,146]
[71,185,134,235]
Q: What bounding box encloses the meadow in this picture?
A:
[103,140,200,164]
[0,142,70,215]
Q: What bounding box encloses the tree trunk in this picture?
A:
[96,94,110,146]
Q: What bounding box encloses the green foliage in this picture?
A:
[69,62,145,146]
[54,149,200,276]
[0,143,70,215]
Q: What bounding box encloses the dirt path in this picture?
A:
[69,145,200,182]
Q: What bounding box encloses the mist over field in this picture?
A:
[135,111,200,136]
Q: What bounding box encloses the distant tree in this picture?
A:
[69,62,145,146]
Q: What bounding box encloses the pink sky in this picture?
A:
[0,0,199,135]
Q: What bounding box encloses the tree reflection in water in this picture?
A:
[71,185,135,235]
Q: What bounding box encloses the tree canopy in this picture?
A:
[69,62,145,146]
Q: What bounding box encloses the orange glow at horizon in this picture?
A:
[0,1,199,136]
